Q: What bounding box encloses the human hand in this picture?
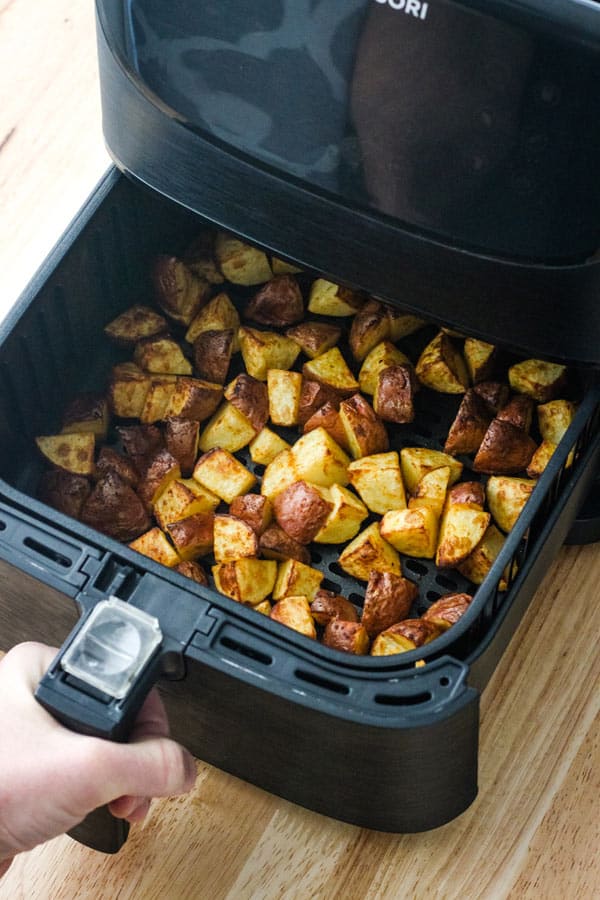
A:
[0,642,197,875]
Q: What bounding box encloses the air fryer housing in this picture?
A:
[97,0,600,365]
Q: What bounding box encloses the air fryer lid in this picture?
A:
[96,0,600,365]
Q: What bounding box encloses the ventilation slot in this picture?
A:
[435,573,458,591]
[374,691,432,707]
[23,537,71,568]
[405,559,428,576]
[219,636,273,667]
[0,519,6,532]
[295,668,349,695]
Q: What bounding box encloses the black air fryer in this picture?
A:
[1,0,599,854]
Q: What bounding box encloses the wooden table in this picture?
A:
[1,2,599,898]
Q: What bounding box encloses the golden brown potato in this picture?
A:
[273,480,333,544]
[496,394,534,432]
[297,380,343,428]
[229,494,273,537]
[443,390,492,456]
[259,524,311,565]
[61,393,110,441]
[361,571,418,637]
[508,359,568,403]
[486,475,536,532]
[347,451,406,515]
[174,559,209,585]
[537,399,577,444]
[379,507,438,559]
[271,256,302,275]
[212,558,278,605]
[164,417,199,477]
[373,365,418,424]
[213,514,259,563]
[162,377,223,423]
[415,331,469,394]
[473,419,538,474]
[457,524,508,589]
[108,363,152,419]
[267,369,303,427]
[385,308,426,341]
[198,402,257,454]
[310,590,358,626]
[134,336,192,376]
[273,559,324,601]
[104,304,168,346]
[323,620,370,654]
[446,481,486,509]
[371,619,439,655]
[192,329,234,384]
[271,596,317,639]
[95,446,139,487]
[140,375,179,424]
[313,484,368,544]
[435,505,490,568]
[338,522,401,581]
[137,449,181,509]
[249,428,291,466]
[36,433,96,477]
[238,326,301,381]
[302,402,350,454]
[463,338,497,383]
[154,477,219,530]
[185,292,241,348]
[349,299,391,361]
[290,428,351,487]
[526,440,557,478]
[254,600,273,616]
[307,278,364,316]
[193,448,256,503]
[166,512,215,561]
[302,348,360,396]
[408,466,450,519]
[400,447,463,494]
[38,469,91,520]
[422,593,472,630]
[473,381,510,413]
[245,275,304,326]
[182,231,224,284]
[261,449,301,501]
[129,527,181,567]
[152,255,209,326]
[81,472,151,541]
[116,423,164,474]
[339,393,389,459]
[358,341,412,396]
[214,233,273,285]
[285,321,341,359]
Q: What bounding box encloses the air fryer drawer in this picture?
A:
[1,169,598,834]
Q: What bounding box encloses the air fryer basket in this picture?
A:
[1,169,599,836]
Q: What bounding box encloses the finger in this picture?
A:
[1,641,59,691]
[128,689,171,742]
[92,736,197,806]
[108,794,146,819]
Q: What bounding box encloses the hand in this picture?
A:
[0,642,197,874]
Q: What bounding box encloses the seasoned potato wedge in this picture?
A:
[229,494,273,537]
[385,309,426,341]
[349,299,391,361]
[496,394,534,432]
[261,449,301,501]
[137,450,181,509]
[508,359,568,403]
[408,466,451,519]
[174,559,209,585]
[400,447,463,494]
[323,620,370,654]
[129,527,181,567]
[338,522,401,581]
[290,428,351,487]
[463,338,497,384]
[116,423,164,474]
[358,341,411,396]
[152,255,209,326]
[140,375,179,424]
[380,507,439,559]
[220,373,268,431]
[422,593,472,630]
[302,402,350,453]
[134,337,192,376]
[273,559,324,601]
[36,432,95,476]
[109,363,152,419]
[164,417,199,476]
[214,233,272,285]
[339,394,389,459]
[486,475,536,532]
[457,524,508,589]
[361,571,418,637]
[166,513,215,561]
[308,278,363,316]
[213,558,277,605]
[274,480,333,544]
[313,484,368,544]
[473,381,510,413]
[94,447,138,487]
[245,275,304,326]
[192,329,234,384]
[249,428,291,466]
[193,448,256,503]
[473,419,537,474]
[259,524,311,565]
[238,326,301,381]
[286,321,341,359]
[446,481,486,509]
[347,451,406,515]
[81,472,151,541]
[415,331,469,394]
[435,506,490,568]
[154,477,219,530]
[271,596,317,639]
[373,364,418,424]
[302,348,360,396]
[526,440,557,478]
[267,369,303,427]
[61,393,110,441]
[38,469,91,520]
[371,619,439,655]
[443,390,492,456]
[162,377,222,423]
[104,305,167,346]
[182,231,224,284]
[213,514,259,563]
[198,402,257,454]
[271,256,303,275]
[538,399,577,444]
[311,590,358,626]
[298,380,343,428]
[185,292,241,349]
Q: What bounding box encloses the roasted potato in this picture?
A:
[486,475,536,532]
[463,338,497,384]
[245,275,304,326]
[117,423,164,474]
[415,331,469,394]
[323,620,370,654]
[260,449,301,501]
[249,428,292,466]
[185,292,241,348]
[104,305,167,346]
[473,419,538,475]
[371,619,439,655]
[443,390,492,456]
[137,449,181,509]
[338,522,401,581]
[267,369,303,427]
[380,507,439,559]
[286,321,341,359]
[302,402,350,453]
[526,441,557,478]
[400,447,463,494]
[192,329,234,384]
[152,255,209,326]
[273,480,333,544]
[193,448,256,503]
[224,373,269,433]
[290,428,351,487]
[238,326,301,381]
[213,558,278,605]
[358,341,412,396]
[182,231,224,284]
[297,380,343,428]
[422,593,472,630]
[214,233,272,285]
[508,359,568,403]
[349,299,391,361]
[81,471,151,541]
[361,571,418,637]
[307,278,363,316]
[271,596,317,639]
[95,446,139,487]
[339,394,389,459]
[408,466,450,519]
[134,336,192,376]
[213,514,259,563]
[229,494,273,537]
[154,477,219,531]
[347,451,406,515]
[166,512,215,561]
[446,481,486,509]
[259,524,311,565]
[373,364,418,424]
[109,363,152,419]
[38,469,91,520]
[162,377,222,423]
[129,527,181,567]
[174,559,209,585]
[311,590,358,626]
[313,484,368,544]
[61,393,110,441]
[198,402,257,454]
[496,394,534,432]
[273,559,324,601]
[457,525,508,589]
[164,417,199,476]
[385,308,426,341]
[302,347,360,396]
[271,256,303,275]
[35,432,95,476]
[435,505,490,569]
[140,375,179,424]
[538,399,577,444]
[473,381,510,413]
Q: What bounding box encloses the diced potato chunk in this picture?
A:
[154,478,220,530]
[400,447,463,494]
[250,428,291,466]
[213,515,259,563]
[166,513,214,561]
[290,428,350,487]
[302,347,359,395]
[185,292,241,349]
[457,525,508,590]
[271,595,316,639]
[338,522,401,581]
[267,370,303,426]
[435,506,491,568]
[415,331,469,393]
[212,559,277,605]
[463,338,496,384]
[347,451,406,515]
[104,305,167,345]
[285,321,341,359]
[538,399,577,444]
[193,449,256,503]
[134,337,192,375]
[198,402,257,454]
[238,327,301,381]
[129,527,180,567]
[313,484,368,544]
[261,449,301,501]
[508,359,568,403]
[271,257,303,275]
[140,376,179,424]
[380,507,439,559]
[408,466,450,519]
[214,234,273,285]
[307,278,363,316]
[109,362,152,419]
[358,341,411,395]
[35,433,95,476]
[273,559,324,602]
[526,441,557,478]
[486,476,536,533]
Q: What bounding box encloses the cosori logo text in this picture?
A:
[374,0,429,20]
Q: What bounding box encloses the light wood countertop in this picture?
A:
[0,2,599,898]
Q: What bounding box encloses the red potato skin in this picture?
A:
[164,416,200,477]
[225,374,269,433]
[447,482,486,509]
[174,560,209,586]
[192,329,234,384]
[95,446,139,487]
[497,394,534,432]
[273,480,333,544]
[38,469,92,520]
[473,419,538,475]
[422,593,472,629]
[229,494,273,536]
[297,380,343,427]
[311,590,359,626]
[444,390,492,456]
[302,401,350,452]
[473,382,510,414]
[80,471,151,542]
[361,571,419,637]
[259,524,311,565]
[245,275,304,326]
[374,365,418,424]
[323,620,370,654]
[117,424,164,474]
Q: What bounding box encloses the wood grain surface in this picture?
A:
[1,2,599,898]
